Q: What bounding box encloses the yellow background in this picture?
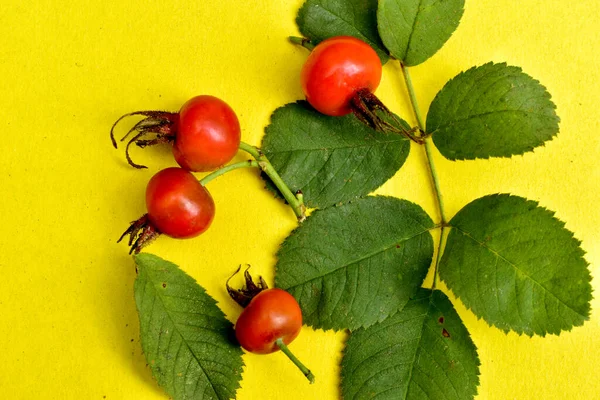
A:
[0,0,598,399]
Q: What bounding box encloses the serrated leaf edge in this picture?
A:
[261,101,411,209]
[274,196,437,331]
[377,0,465,66]
[442,193,592,337]
[296,0,390,64]
[428,62,561,161]
[340,289,481,399]
[135,254,245,400]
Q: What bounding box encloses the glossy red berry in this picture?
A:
[227,269,314,383]
[145,167,215,238]
[172,95,241,172]
[111,95,241,172]
[300,36,382,117]
[118,167,215,253]
[234,288,303,354]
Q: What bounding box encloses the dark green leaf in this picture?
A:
[134,253,244,400]
[296,0,389,63]
[262,102,410,209]
[275,196,435,331]
[428,62,560,160]
[341,289,480,400]
[440,194,592,336]
[377,0,465,66]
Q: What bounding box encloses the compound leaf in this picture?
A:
[377,0,465,66]
[262,101,410,209]
[341,288,480,400]
[428,62,560,160]
[134,253,244,400]
[275,196,435,331]
[296,0,389,63]
[440,194,592,336]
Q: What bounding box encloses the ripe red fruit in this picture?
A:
[145,167,215,237]
[226,267,314,383]
[300,36,382,117]
[111,95,241,172]
[172,96,241,172]
[234,288,303,354]
[118,167,215,253]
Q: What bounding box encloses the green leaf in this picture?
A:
[428,62,560,160]
[377,0,465,66]
[275,196,435,331]
[440,194,592,336]
[262,102,411,209]
[341,289,480,400]
[134,253,244,400]
[296,0,389,64]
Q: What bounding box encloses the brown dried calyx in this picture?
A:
[226,265,268,307]
[110,110,179,169]
[117,214,161,255]
[350,88,424,144]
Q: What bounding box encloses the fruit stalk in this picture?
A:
[275,338,315,384]
[199,160,260,186]
[400,63,448,289]
[239,141,306,221]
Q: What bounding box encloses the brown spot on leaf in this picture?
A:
[162,283,167,288]
[442,328,450,338]
[438,316,444,324]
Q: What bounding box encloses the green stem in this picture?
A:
[238,141,261,159]
[275,338,315,384]
[400,63,426,131]
[289,36,315,51]
[239,142,306,221]
[432,225,447,290]
[423,138,448,223]
[401,63,447,289]
[199,160,260,186]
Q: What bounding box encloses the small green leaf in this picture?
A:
[296,0,389,63]
[440,194,592,336]
[275,196,435,331]
[377,0,465,66]
[134,253,244,400]
[262,102,410,209]
[428,62,560,160]
[341,289,480,400]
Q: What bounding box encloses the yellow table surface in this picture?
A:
[1,0,598,399]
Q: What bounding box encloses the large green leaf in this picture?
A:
[296,0,389,63]
[134,253,244,400]
[440,194,592,336]
[262,102,410,209]
[275,196,435,331]
[341,289,480,400]
[428,62,560,160]
[377,0,465,66]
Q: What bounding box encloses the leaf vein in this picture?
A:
[285,227,435,290]
[150,284,222,397]
[452,226,587,319]
[313,3,376,47]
